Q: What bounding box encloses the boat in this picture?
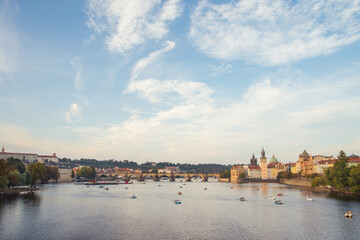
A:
[306,195,313,201]
[98,185,104,188]
[345,211,353,218]
[239,197,245,201]
[204,188,207,190]
[158,185,162,187]
[174,200,181,204]
[125,187,128,189]
[230,187,233,189]
[130,195,137,199]
[270,196,275,200]
[178,191,182,195]
[274,200,283,204]
[277,193,283,196]
[104,187,109,190]
[257,188,260,190]
[180,186,183,188]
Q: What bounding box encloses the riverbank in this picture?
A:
[0,187,39,196]
[279,178,312,187]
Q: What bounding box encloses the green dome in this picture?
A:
[270,155,278,163]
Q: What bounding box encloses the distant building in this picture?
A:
[347,154,360,167]
[313,155,335,164]
[315,160,335,174]
[0,147,59,164]
[267,162,285,179]
[259,147,268,180]
[231,165,245,182]
[299,150,314,176]
[244,165,261,179]
[250,154,257,166]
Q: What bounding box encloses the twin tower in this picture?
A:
[250,147,268,180]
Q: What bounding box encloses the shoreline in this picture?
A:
[0,187,39,196]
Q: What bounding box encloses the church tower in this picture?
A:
[260,147,268,179]
[250,154,257,166]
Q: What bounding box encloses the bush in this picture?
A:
[0,175,9,190]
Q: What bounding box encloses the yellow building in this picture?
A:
[299,150,314,176]
[267,161,285,179]
[231,165,245,182]
[260,147,268,180]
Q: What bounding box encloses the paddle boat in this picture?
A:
[125,187,128,189]
[180,186,183,188]
[104,187,109,190]
[174,200,181,204]
[274,200,283,204]
[239,197,245,201]
[270,196,275,200]
[130,195,137,199]
[345,211,353,218]
[306,195,313,201]
[98,185,104,189]
[178,191,182,195]
[157,185,162,187]
[277,193,283,196]
[204,188,207,190]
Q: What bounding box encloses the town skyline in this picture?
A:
[1,0,360,164]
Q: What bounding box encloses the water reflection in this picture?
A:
[0,182,360,240]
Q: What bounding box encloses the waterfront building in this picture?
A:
[315,160,335,174]
[244,165,261,179]
[313,155,335,164]
[299,150,314,176]
[231,165,245,182]
[267,161,285,179]
[347,154,360,167]
[285,163,296,173]
[259,147,268,180]
[250,154,257,166]
[38,153,59,163]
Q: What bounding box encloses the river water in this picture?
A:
[1,180,360,240]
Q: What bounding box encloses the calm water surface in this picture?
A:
[1,180,360,240]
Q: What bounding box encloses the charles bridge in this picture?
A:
[102,171,221,182]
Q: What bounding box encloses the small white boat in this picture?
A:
[270,196,275,200]
[306,195,313,201]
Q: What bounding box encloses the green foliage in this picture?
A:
[78,166,94,179]
[151,168,158,173]
[71,169,75,178]
[278,171,293,179]
[27,162,46,186]
[312,177,326,187]
[0,175,9,190]
[220,169,231,178]
[349,164,360,193]
[90,166,96,179]
[8,170,21,187]
[239,173,245,179]
[0,159,10,176]
[25,170,32,186]
[6,157,26,174]
[324,151,351,190]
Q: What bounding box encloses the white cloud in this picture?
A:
[65,103,81,123]
[70,57,83,90]
[86,0,183,54]
[190,0,360,66]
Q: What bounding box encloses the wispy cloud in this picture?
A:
[190,0,360,66]
[70,57,83,90]
[65,103,81,123]
[86,0,183,54]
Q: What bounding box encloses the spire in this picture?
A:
[261,147,265,158]
[1,147,4,153]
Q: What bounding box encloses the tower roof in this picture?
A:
[300,149,310,158]
[261,147,265,158]
[270,155,278,163]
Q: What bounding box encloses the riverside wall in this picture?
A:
[58,168,72,182]
[219,178,230,182]
[279,178,312,187]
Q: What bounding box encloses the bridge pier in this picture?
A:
[153,174,160,181]
[186,175,191,182]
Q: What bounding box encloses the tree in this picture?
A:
[220,169,230,178]
[71,169,75,178]
[27,162,46,186]
[239,173,245,179]
[151,168,158,173]
[78,166,93,179]
[24,170,32,186]
[8,170,21,187]
[0,175,9,190]
[325,151,350,190]
[7,157,26,174]
[0,159,9,176]
[349,164,360,193]
[90,166,96,179]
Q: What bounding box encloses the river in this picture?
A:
[1,180,360,240]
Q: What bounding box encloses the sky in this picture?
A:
[0,0,360,164]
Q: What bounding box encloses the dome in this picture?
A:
[270,155,278,163]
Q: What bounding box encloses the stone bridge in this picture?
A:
[102,171,220,182]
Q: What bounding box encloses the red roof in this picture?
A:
[267,163,278,168]
[317,160,335,165]
[248,165,261,170]
[0,152,37,156]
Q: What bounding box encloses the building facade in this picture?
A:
[260,147,268,180]
[0,147,58,164]
[299,150,314,176]
[231,165,245,182]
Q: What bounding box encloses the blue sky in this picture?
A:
[1,0,360,164]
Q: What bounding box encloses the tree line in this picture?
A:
[312,151,360,193]
[60,157,230,173]
[0,157,60,190]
